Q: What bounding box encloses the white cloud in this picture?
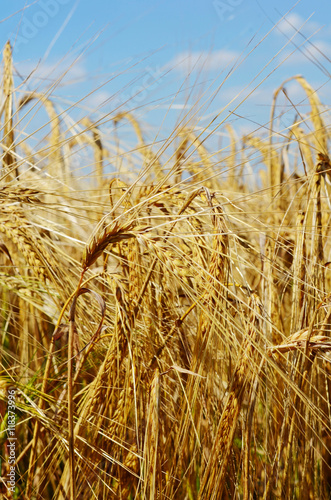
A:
[276,13,322,38]
[84,90,113,111]
[280,39,331,67]
[158,104,192,110]
[14,58,87,90]
[215,82,274,109]
[165,49,239,75]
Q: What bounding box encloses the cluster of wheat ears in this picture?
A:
[1,38,331,499]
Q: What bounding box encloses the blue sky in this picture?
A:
[1,0,331,157]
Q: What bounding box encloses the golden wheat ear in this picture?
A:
[2,41,17,181]
[82,218,151,270]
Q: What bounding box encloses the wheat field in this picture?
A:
[1,37,331,499]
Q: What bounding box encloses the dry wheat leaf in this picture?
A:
[162,364,206,378]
